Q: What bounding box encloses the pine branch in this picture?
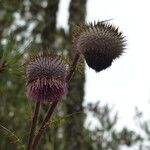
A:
[0,124,25,150]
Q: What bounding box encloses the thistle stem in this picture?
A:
[31,52,80,149]
[31,101,58,150]
[27,101,41,150]
[66,51,80,82]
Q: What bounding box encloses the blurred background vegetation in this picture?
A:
[0,0,150,149]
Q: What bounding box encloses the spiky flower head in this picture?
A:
[26,54,69,102]
[73,21,126,72]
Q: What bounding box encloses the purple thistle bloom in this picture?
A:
[73,21,126,72]
[26,55,68,102]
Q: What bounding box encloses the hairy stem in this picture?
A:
[27,101,41,150]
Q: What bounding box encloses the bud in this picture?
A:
[26,54,68,102]
[73,21,126,72]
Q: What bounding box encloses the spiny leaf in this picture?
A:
[0,124,25,150]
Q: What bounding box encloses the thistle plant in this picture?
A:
[0,21,126,150]
[24,21,126,150]
[73,22,125,72]
[26,53,69,150]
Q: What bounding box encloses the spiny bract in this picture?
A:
[72,21,126,72]
[26,54,69,102]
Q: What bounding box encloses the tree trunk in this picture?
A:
[41,0,60,49]
[64,0,87,150]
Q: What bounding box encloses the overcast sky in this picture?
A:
[57,0,150,149]
[85,0,150,125]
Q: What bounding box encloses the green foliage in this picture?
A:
[0,35,32,150]
[0,34,26,77]
[83,102,142,150]
[0,124,25,150]
[48,111,83,128]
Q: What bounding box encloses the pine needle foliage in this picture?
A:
[0,124,25,150]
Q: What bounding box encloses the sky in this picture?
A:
[85,0,150,128]
[57,0,150,149]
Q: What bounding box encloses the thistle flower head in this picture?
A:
[73,21,126,72]
[26,54,69,102]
